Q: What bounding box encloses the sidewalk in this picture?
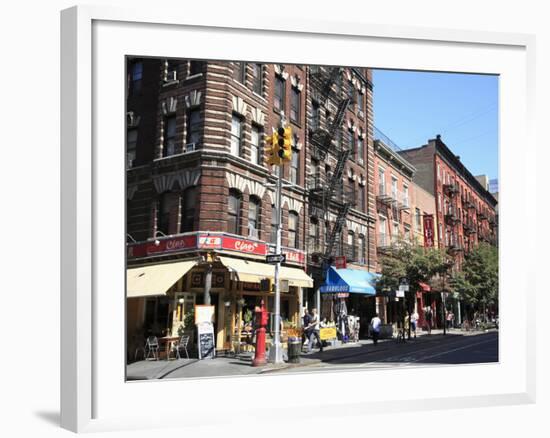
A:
[126,327,494,380]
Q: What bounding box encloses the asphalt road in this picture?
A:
[279,331,499,373]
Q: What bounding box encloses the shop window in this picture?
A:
[288,211,299,249]
[228,190,242,235]
[248,196,261,239]
[181,187,196,232]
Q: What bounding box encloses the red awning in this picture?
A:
[418,282,431,292]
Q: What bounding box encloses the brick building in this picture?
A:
[398,135,498,268]
[125,58,378,356]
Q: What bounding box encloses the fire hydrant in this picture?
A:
[252,299,268,367]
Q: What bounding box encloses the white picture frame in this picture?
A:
[60,5,536,433]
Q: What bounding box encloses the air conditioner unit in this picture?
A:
[184,143,196,152]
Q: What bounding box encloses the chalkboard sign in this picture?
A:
[197,322,215,360]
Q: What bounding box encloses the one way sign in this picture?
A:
[266,254,286,264]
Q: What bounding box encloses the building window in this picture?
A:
[165,60,178,82]
[186,109,201,148]
[393,222,400,241]
[248,196,261,239]
[335,128,342,149]
[391,176,398,199]
[358,234,366,264]
[274,75,285,112]
[357,90,364,114]
[379,216,387,246]
[311,100,320,131]
[163,115,177,157]
[250,125,262,165]
[230,114,242,157]
[251,63,263,95]
[349,130,355,155]
[437,163,441,181]
[403,184,409,207]
[347,231,356,261]
[357,137,364,164]
[290,140,300,184]
[415,208,422,231]
[288,211,299,249]
[189,60,204,76]
[127,129,138,168]
[357,186,364,212]
[290,87,301,123]
[233,62,246,84]
[309,217,320,252]
[404,224,411,242]
[271,203,278,244]
[129,61,143,95]
[438,194,442,212]
[157,192,178,236]
[181,187,196,232]
[228,190,242,235]
[378,167,386,195]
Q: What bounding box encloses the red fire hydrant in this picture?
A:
[252,299,268,367]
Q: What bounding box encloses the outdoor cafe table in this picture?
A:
[158,336,180,360]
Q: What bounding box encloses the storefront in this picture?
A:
[319,266,379,340]
[126,232,312,359]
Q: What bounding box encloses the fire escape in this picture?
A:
[307,66,353,267]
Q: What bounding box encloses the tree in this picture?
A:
[450,243,498,320]
[378,241,453,338]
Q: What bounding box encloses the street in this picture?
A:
[126,330,498,380]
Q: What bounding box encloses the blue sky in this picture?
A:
[372,70,499,181]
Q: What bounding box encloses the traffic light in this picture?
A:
[265,130,282,166]
[277,126,292,162]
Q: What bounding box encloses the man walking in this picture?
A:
[370,313,382,345]
[425,306,432,335]
[302,307,311,349]
[307,308,323,353]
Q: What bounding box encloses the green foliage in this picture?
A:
[243,308,253,324]
[450,243,498,310]
[183,308,195,330]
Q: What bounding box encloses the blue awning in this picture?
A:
[320,267,380,295]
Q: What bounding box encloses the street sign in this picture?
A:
[266,253,286,264]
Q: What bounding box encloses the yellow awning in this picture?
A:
[218,256,313,288]
[127,260,197,298]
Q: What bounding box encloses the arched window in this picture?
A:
[248,196,261,239]
[228,190,242,235]
[181,187,196,232]
[288,211,299,249]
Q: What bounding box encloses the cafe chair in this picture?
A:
[171,335,190,360]
[145,336,159,360]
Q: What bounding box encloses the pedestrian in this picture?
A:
[411,310,419,338]
[370,313,382,345]
[425,306,432,335]
[446,310,453,330]
[302,307,311,348]
[307,308,323,353]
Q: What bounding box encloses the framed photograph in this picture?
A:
[61,5,536,433]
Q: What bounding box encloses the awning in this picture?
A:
[320,267,379,295]
[126,260,198,298]
[418,282,431,292]
[218,256,313,288]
